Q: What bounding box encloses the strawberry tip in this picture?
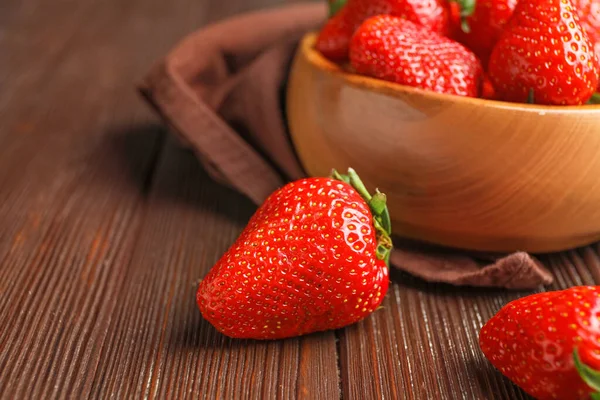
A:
[330,167,393,266]
[573,348,600,396]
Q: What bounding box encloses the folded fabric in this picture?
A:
[138,3,553,289]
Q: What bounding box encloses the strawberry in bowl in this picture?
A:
[349,15,483,97]
[284,0,600,253]
[488,0,599,105]
[315,0,451,61]
[315,0,600,104]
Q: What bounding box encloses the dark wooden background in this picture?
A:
[2,0,599,398]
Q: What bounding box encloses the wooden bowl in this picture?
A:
[286,32,600,253]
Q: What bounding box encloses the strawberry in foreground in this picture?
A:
[315,0,450,61]
[488,0,599,105]
[479,286,600,400]
[349,15,483,97]
[196,168,392,340]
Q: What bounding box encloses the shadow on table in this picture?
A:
[107,121,257,224]
[387,267,531,298]
[169,299,327,351]
[103,122,165,193]
[463,357,532,400]
[106,121,539,301]
[168,310,247,351]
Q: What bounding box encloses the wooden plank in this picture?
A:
[0,0,341,398]
[87,138,340,399]
[0,0,209,397]
[3,0,600,398]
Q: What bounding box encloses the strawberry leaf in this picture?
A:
[588,92,600,104]
[369,192,387,217]
[331,168,393,265]
[451,0,476,32]
[328,0,346,17]
[347,168,373,202]
[331,169,350,183]
[372,190,392,235]
[453,0,476,17]
[573,348,600,393]
[461,19,471,34]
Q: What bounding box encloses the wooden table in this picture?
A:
[2,0,600,398]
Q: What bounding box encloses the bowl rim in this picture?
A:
[300,32,600,114]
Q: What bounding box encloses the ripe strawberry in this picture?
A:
[575,0,600,48]
[451,0,518,67]
[349,15,483,97]
[481,74,498,99]
[479,286,600,400]
[488,0,599,105]
[315,0,450,61]
[573,0,600,89]
[447,0,461,37]
[196,168,393,340]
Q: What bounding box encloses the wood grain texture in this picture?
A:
[338,253,600,400]
[1,0,600,399]
[0,0,338,398]
[86,139,340,399]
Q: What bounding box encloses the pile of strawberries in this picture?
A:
[315,0,600,105]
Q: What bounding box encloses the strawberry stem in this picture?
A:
[527,89,536,104]
[330,168,393,266]
[461,18,471,34]
[573,348,600,396]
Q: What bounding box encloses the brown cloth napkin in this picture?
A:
[138,3,554,290]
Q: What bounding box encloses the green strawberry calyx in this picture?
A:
[328,0,346,17]
[573,348,600,398]
[330,168,393,266]
[588,92,600,104]
[451,0,476,33]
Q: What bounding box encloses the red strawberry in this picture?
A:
[481,74,498,99]
[479,286,600,400]
[196,169,392,340]
[447,1,467,39]
[575,0,600,47]
[488,0,599,105]
[349,15,483,97]
[451,0,518,67]
[315,0,450,61]
[572,0,600,89]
